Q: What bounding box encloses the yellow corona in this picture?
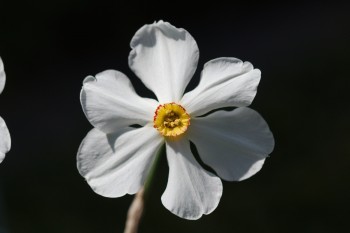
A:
[153,103,190,137]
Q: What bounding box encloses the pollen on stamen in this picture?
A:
[153,103,191,137]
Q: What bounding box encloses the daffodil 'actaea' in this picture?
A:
[77,21,274,220]
[0,57,11,163]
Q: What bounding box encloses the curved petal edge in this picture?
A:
[0,116,11,163]
[0,56,6,94]
[129,20,199,103]
[182,57,261,117]
[80,69,158,133]
[161,138,222,220]
[188,107,274,181]
[77,125,163,197]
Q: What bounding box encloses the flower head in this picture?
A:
[0,57,11,163]
[153,103,190,137]
[77,21,274,220]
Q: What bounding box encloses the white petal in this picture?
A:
[188,107,274,181]
[129,20,199,103]
[0,117,11,163]
[81,70,159,134]
[181,58,260,117]
[77,125,163,197]
[0,57,5,94]
[161,138,222,220]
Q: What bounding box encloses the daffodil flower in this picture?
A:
[77,21,274,220]
[0,57,11,162]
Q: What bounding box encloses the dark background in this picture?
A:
[0,1,349,232]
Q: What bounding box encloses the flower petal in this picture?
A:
[0,117,11,163]
[0,57,5,94]
[161,138,222,220]
[81,70,159,133]
[188,107,274,181]
[181,58,261,117]
[129,20,199,103]
[77,125,163,197]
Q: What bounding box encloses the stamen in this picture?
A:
[153,103,190,137]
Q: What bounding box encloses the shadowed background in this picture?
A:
[0,1,349,232]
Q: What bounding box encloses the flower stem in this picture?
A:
[123,144,165,233]
[143,143,165,201]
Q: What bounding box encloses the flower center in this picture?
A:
[153,103,190,137]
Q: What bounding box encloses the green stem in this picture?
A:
[143,143,165,203]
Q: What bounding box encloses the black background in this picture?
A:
[0,1,349,232]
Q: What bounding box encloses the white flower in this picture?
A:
[77,21,274,220]
[0,57,11,163]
